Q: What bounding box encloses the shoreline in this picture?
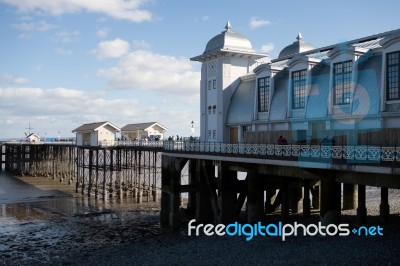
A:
[1,173,400,265]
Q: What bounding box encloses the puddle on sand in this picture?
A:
[0,196,162,265]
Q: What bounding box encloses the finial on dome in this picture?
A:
[296,32,303,42]
[225,21,232,31]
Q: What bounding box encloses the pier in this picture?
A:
[1,141,400,229]
[0,142,162,203]
[160,141,400,229]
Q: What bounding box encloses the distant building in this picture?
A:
[121,122,167,141]
[26,133,40,144]
[72,121,120,146]
[191,22,400,145]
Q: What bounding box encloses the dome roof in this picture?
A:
[278,33,316,58]
[203,21,254,55]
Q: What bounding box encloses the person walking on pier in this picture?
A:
[278,135,287,145]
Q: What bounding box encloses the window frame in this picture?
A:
[257,77,270,112]
[292,69,307,109]
[333,60,353,105]
[386,51,400,101]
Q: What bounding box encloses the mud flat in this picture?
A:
[1,173,400,265]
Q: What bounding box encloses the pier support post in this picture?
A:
[160,156,182,229]
[160,156,171,226]
[247,171,264,223]
[289,181,302,214]
[380,187,390,223]
[281,181,289,221]
[265,187,276,213]
[311,183,320,209]
[169,158,181,230]
[320,176,341,225]
[218,162,237,224]
[88,150,93,197]
[196,160,214,224]
[343,183,358,210]
[357,184,367,226]
[186,159,197,215]
[303,179,311,217]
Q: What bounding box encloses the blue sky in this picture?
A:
[0,0,399,139]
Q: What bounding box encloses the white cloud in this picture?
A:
[12,21,34,31]
[1,74,29,85]
[12,19,56,32]
[260,42,274,53]
[0,86,199,139]
[96,28,110,38]
[56,30,80,43]
[131,40,150,49]
[92,38,130,59]
[1,0,153,23]
[249,17,271,29]
[97,50,200,94]
[36,20,56,31]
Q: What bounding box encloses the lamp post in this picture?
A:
[58,131,60,142]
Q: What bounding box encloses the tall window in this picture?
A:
[258,77,270,112]
[387,51,400,101]
[333,61,353,105]
[292,70,307,109]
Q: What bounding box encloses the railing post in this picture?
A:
[320,144,322,159]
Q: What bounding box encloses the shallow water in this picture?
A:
[1,170,400,265]
[0,198,162,264]
[0,171,163,265]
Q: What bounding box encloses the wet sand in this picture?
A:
[1,172,400,265]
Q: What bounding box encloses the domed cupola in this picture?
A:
[203,21,255,55]
[278,33,316,59]
[191,21,266,62]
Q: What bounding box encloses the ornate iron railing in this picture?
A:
[5,140,399,164]
[162,141,400,163]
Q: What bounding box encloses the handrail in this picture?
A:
[162,141,400,163]
[3,140,399,164]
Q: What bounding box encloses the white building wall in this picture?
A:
[200,64,208,142]
[145,126,165,139]
[76,133,83,146]
[96,125,115,145]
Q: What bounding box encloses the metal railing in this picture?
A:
[162,141,400,163]
[112,140,164,148]
[4,139,400,164]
